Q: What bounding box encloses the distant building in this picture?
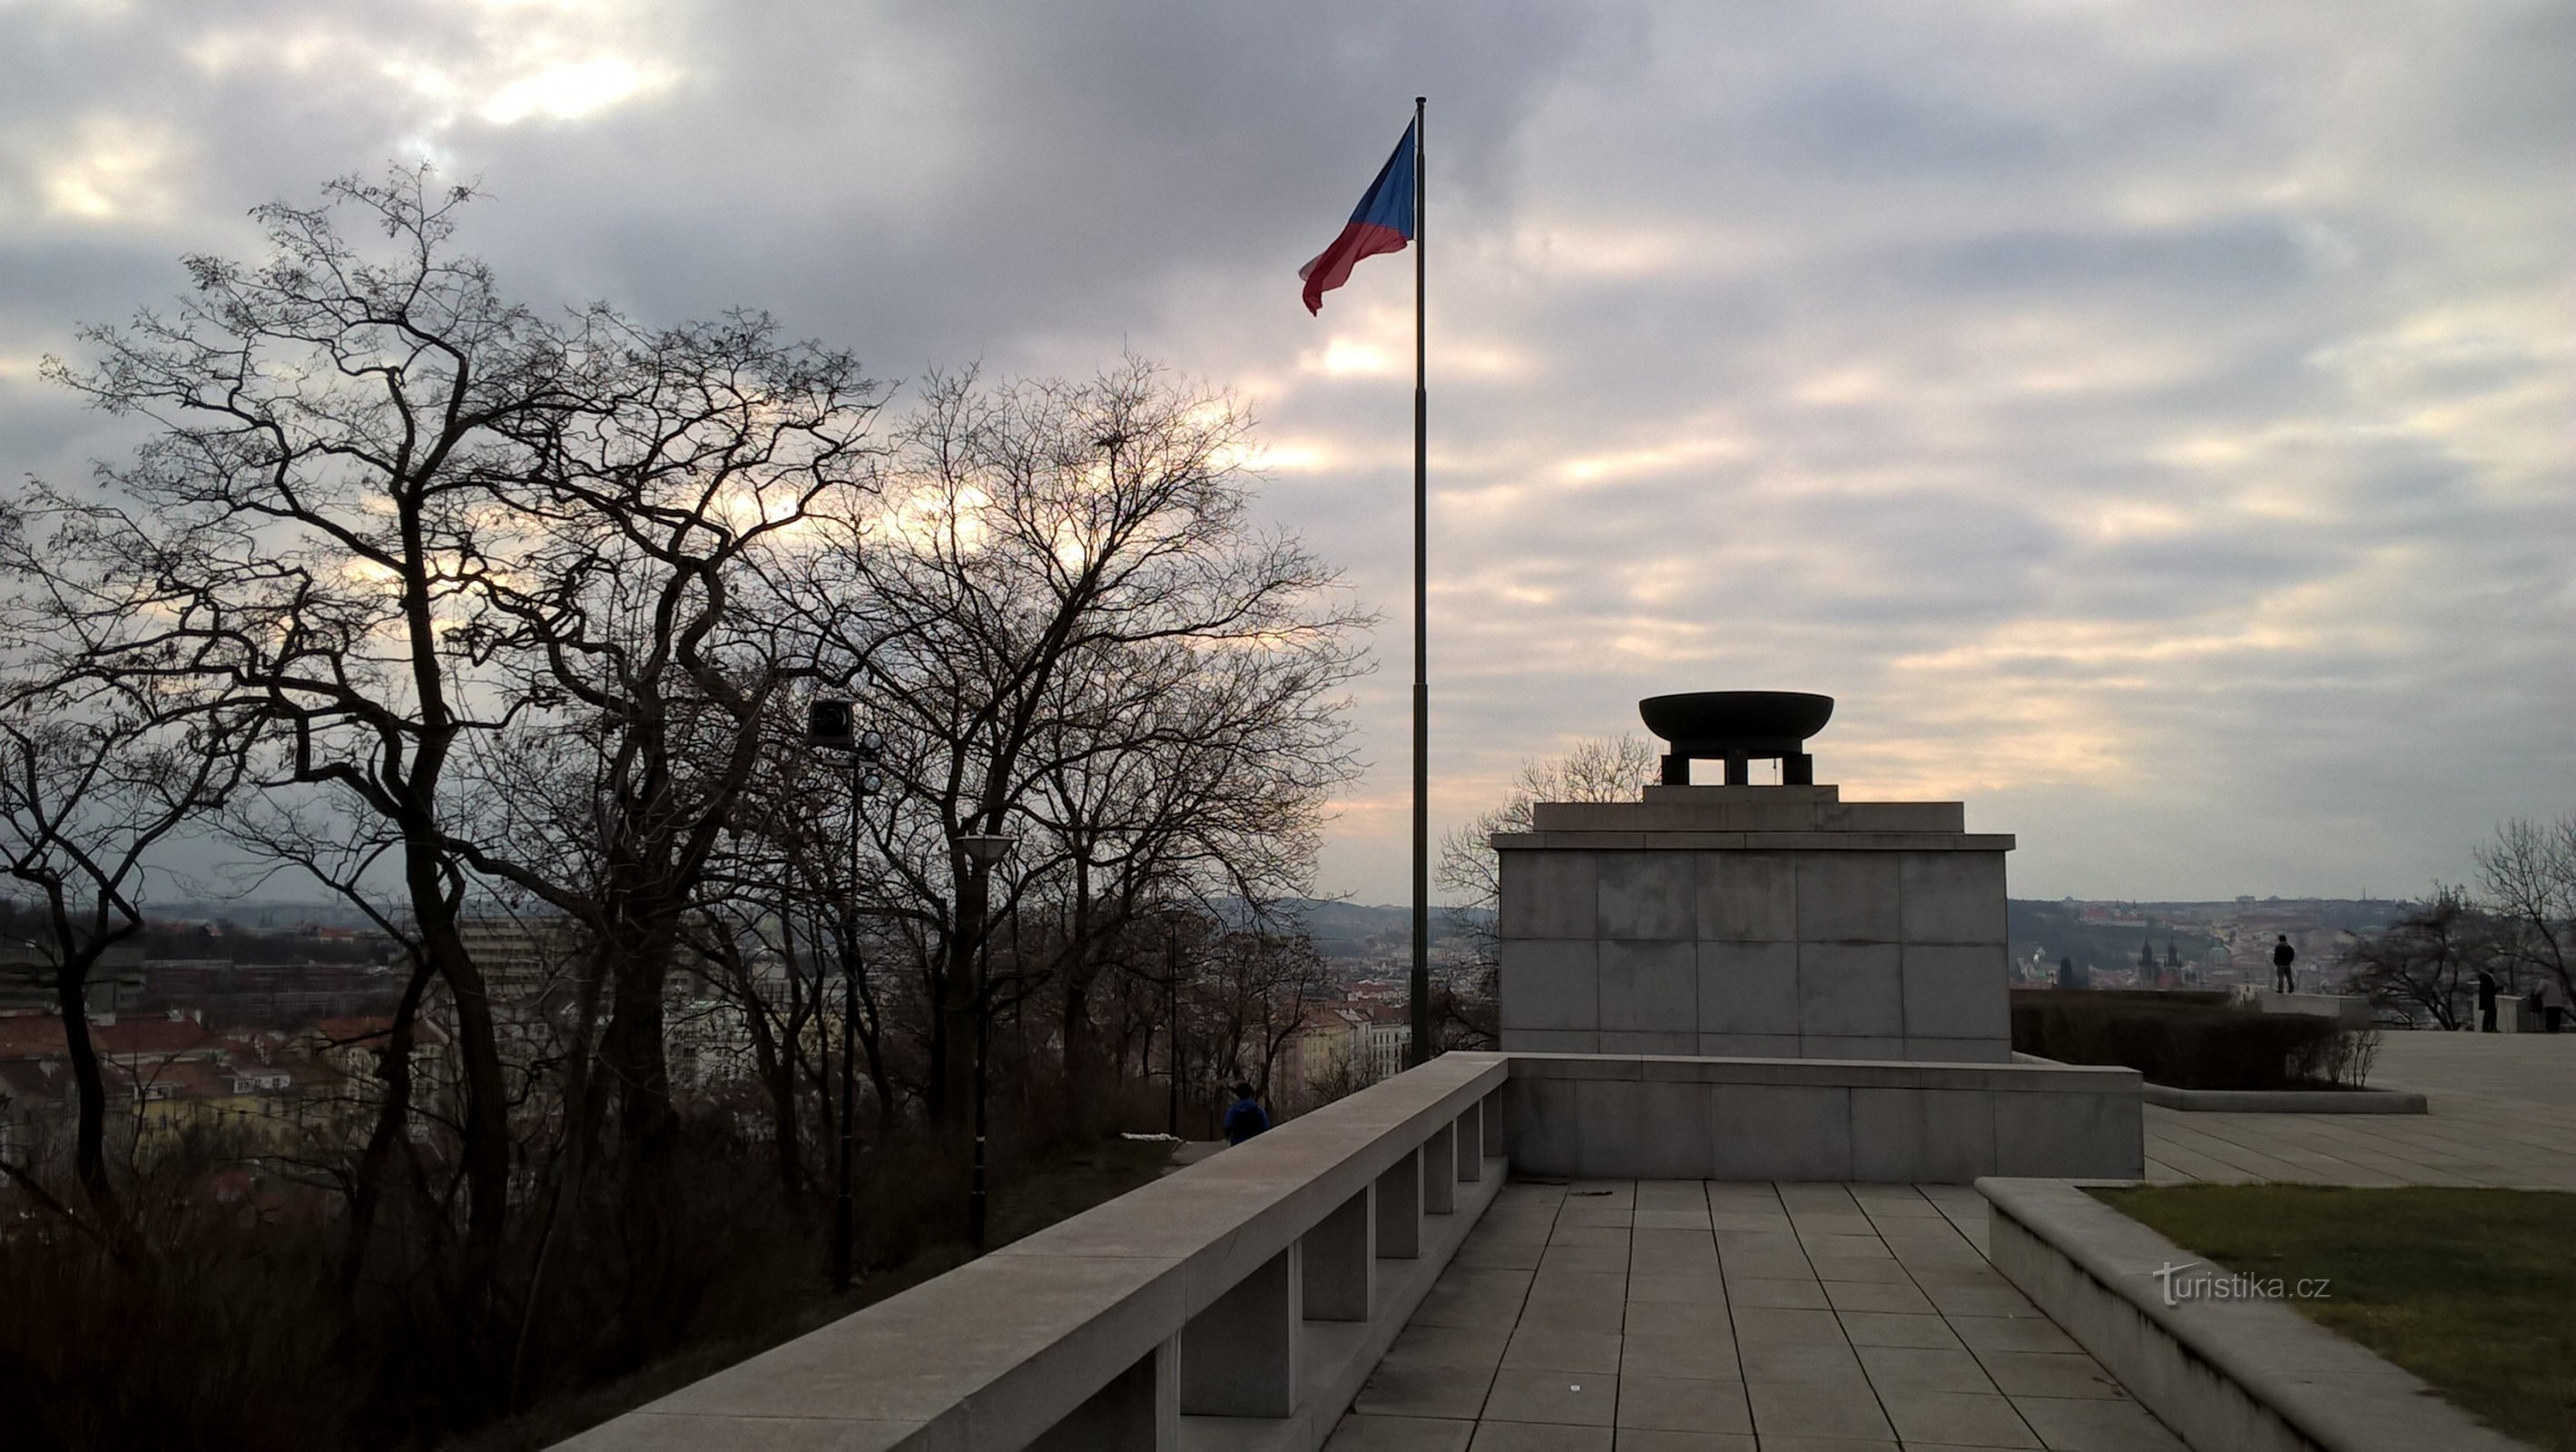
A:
[1274,1001,1411,1106]
[1355,1015,1411,1083]
[0,937,146,1014]
[0,1009,367,1162]
[457,914,585,1006]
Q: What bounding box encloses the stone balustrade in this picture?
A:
[559,1051,1510,1452]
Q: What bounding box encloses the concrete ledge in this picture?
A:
[2233,987,2376,1028]
[2141,1083,2429,1114]
[556,1055,1511,1451]
[1498,1055,2141,1182]
[1980,1177,2532,1452]
[1490,830,2016,852]
[1509,1051,2137,1093]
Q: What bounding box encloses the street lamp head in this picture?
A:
[955,833,1018,868]
[807,699,885,761]
[807,698,855,750]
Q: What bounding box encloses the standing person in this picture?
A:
[2272,936,2298,995]
[2543,978,2569,1035]
[2477,970,2501,1033]
[1223,1083,1272,1145]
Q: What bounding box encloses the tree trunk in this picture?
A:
[52,947,121,1231]
[601,908,681,1167]
[408,846,511,1332]
[934,865,988,1130]
[341,954,436,1294]
[746,919,804,1202]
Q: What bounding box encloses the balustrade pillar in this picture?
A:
[1375,1145,1422,1259]
[1421,1121,1457,1215]
[1179,1244,1300,1418]
[1302,1184,1374,1321]
[1030,1336,1177,1451]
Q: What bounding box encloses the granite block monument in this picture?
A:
[1495,692,2014,1062]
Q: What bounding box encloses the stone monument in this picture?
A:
[1495,692,2013,1063]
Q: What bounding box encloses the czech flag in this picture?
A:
[1300,122,1417,315]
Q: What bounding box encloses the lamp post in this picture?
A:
[1165,913,1181,1138]
[955,829,1017,1251]
[807,699,882,1295]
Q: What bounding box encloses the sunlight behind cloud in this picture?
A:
[1317,338,1396,377]
[479,57,671,124]
[1251,441,1335,473]
[1560,436,1741,485]
[38,115,177,223]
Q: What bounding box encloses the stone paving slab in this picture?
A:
[2144,1030,2576,1191]
[1327,1179,2188,1451]
[1331,1035,2573,1451]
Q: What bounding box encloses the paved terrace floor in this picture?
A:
[1326,1034,2574,1450]
[1328,1178,2186,1451]
[2145,1030,2576,1190]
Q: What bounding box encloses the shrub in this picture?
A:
[2010,990,2376,1091]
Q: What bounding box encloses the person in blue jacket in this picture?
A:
[1223,1083,1271,1145]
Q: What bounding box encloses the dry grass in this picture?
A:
[2095,1183,2576,1450]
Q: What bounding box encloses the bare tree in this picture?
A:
[4,165,1372,1436]
[841,360,1362,1135]
[431,305,882,1198]
[1015,629,1360,1123]
[1435,734,1657,1045]
[2341,887,2503,1030]
[1204,926,1332,1103]
[32,170,585,1317]
[0,681,251,1229]
[2475,812,2575,998]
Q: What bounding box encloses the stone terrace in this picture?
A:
[2143,1030,2576,1191]
[1330,1178,2185,1451]
[1329,1032,2576,1450]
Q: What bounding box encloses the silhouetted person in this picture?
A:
[2543,979,2569,1035]
[2271,936,2297,994]
[1223,1083,1271,1145]
[2476,970,2500,1033]
[2057,956,2082,990]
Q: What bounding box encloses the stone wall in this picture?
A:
[1495,1054,2143,1182]
[1496,784,2013,1062]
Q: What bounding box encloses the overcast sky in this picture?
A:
[5,0,2570,905]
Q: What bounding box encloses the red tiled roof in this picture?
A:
[313,1015,395,1046]
[92,1017,225,1059]
[0,1015,65,1058]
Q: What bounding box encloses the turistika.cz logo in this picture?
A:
[2149,1260,2332,1309]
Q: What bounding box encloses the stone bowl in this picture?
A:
[1637,691,1834,751]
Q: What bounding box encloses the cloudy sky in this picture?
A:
[5,0,2570,905]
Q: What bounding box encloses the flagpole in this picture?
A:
[1408,94,1431,1069]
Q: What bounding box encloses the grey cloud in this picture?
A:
[1763,74,2060,176]
[2,0,2567,905]
[1907,217,2320,297]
